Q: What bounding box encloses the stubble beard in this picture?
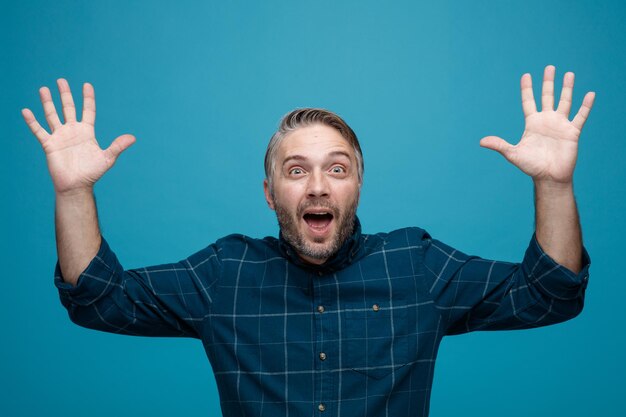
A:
[274,196,358,262]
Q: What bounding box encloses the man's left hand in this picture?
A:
[480,65,595,185]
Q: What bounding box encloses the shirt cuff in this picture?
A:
[54,237,120,306]
[522,233,590,300]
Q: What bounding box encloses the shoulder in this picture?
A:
[210,233,282,262]
[363,226,432,251]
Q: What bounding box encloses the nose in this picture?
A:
[306,169,330,198]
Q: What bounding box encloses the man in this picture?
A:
[22,66,594,417]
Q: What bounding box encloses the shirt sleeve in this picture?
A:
[422,232,590,335]
[54,237,221,339]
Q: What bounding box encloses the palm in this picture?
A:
[22,79,135,194]
[43,121,112,192]
[480,66,595,184]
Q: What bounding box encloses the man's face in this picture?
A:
[264,124,361,265]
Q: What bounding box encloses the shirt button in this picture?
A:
[372,304,380,312]
[319,352,327,361]
[318,271,323,276]
[318,403,326,412]
[317,305,325,313]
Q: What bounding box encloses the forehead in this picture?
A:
[277,124,354,160]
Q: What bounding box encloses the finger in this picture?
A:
[104,134,136,163]
[520,73,537,117]
[541,65,555,111]
[57,78,77,123]
[21,108,50,144]
[479,135,514,158]
[81,82,96,126]
[39,86,62,131]
[572,92,596,131]
[556,72,575,116]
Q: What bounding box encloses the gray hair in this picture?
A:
[264,108,364,188]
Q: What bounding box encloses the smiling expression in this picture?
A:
[264,124,362,265]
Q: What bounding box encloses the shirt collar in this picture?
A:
[278,216,365,273]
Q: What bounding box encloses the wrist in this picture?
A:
[533,179,574,196]
[55,186,94,200]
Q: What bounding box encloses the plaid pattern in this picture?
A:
[55,218,589,417]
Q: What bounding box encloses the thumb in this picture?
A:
[479,135,513,157]
[105,134,136,162]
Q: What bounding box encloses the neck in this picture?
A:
[297,253,328,265]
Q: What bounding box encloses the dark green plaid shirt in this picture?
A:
[55,217,589,416]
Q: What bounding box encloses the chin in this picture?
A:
[274,199,356,262]
[300,237,340,260]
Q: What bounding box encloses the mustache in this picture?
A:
[297,199,339,218]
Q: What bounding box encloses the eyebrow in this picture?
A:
[281,151,352,167]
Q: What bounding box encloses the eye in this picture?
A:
[289,167,305,175]
[330,166,346,174]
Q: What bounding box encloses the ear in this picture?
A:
[263,179,275,210]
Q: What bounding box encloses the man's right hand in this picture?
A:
[22,79,135,195]
[22,79,135,285]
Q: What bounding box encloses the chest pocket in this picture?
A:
[342,301,409,379]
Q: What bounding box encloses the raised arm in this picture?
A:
[480,65,595,273]
[22,79,135,284]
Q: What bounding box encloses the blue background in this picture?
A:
[2,0,625,416]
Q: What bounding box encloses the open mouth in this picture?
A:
[303,212,334,231]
